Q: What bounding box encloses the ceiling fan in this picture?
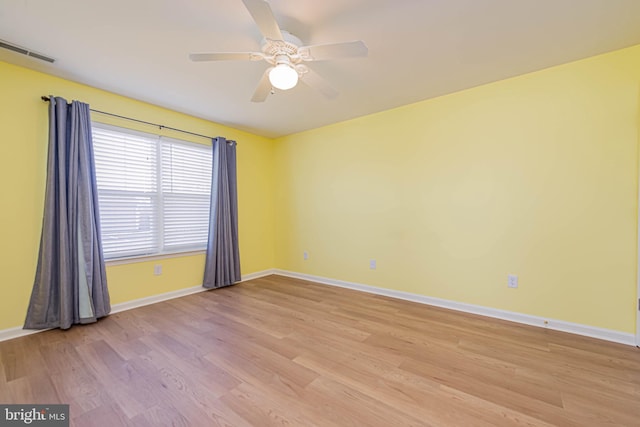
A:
[189,0,368,102]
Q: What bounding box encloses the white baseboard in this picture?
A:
[0,269,275,343]
[0,327,44,343]
[110,285,207,314]
[274,269,637,347]
[241,269,276,282]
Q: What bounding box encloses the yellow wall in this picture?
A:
[0,61,275,330]
[274,45,640,333]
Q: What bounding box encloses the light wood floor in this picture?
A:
[1,275,639,426]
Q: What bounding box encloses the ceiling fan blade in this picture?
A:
[251,68,273,102]
[300,68,339,99]
[242,0,283,41]
[298,40,368,61]
[189,52,262,62]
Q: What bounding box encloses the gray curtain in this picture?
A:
[24,96,111,330]
[203,137,241,288]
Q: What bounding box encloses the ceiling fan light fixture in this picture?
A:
[189,1,367,102]
[269,63,298,90]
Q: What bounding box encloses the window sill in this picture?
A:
[105,250,206,266]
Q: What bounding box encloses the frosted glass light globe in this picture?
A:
[269,64,298,90]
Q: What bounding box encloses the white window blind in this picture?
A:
[92,124,212,260]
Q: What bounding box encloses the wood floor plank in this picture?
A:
[399,355,585,426]
[74,340,158,419]
[138,334,241,398]
[292,353,492,427]
[220,381,328,427]
[559,390,640,426]
[8,372,60,408]
[1,274,638,426]
[305,376,427,427]
[40,341,115,416]
[71,403,132,427]
[125,353,236,426]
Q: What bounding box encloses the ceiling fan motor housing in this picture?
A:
[261,30,303,64]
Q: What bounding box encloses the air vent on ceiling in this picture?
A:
[0,39,55,63]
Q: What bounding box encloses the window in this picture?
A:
[92,123,212,260]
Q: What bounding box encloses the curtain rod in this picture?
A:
[41,96,219,142]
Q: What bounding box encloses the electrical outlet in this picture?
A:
[508,274,518,288]
[303,251,308,260]
[370,259,377,270]
[154,264,162,276]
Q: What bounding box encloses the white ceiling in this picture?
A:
[2,0,640,138]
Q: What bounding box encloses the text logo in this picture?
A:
[0,405,69,426]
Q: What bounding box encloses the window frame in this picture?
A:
[91,122,212,262]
